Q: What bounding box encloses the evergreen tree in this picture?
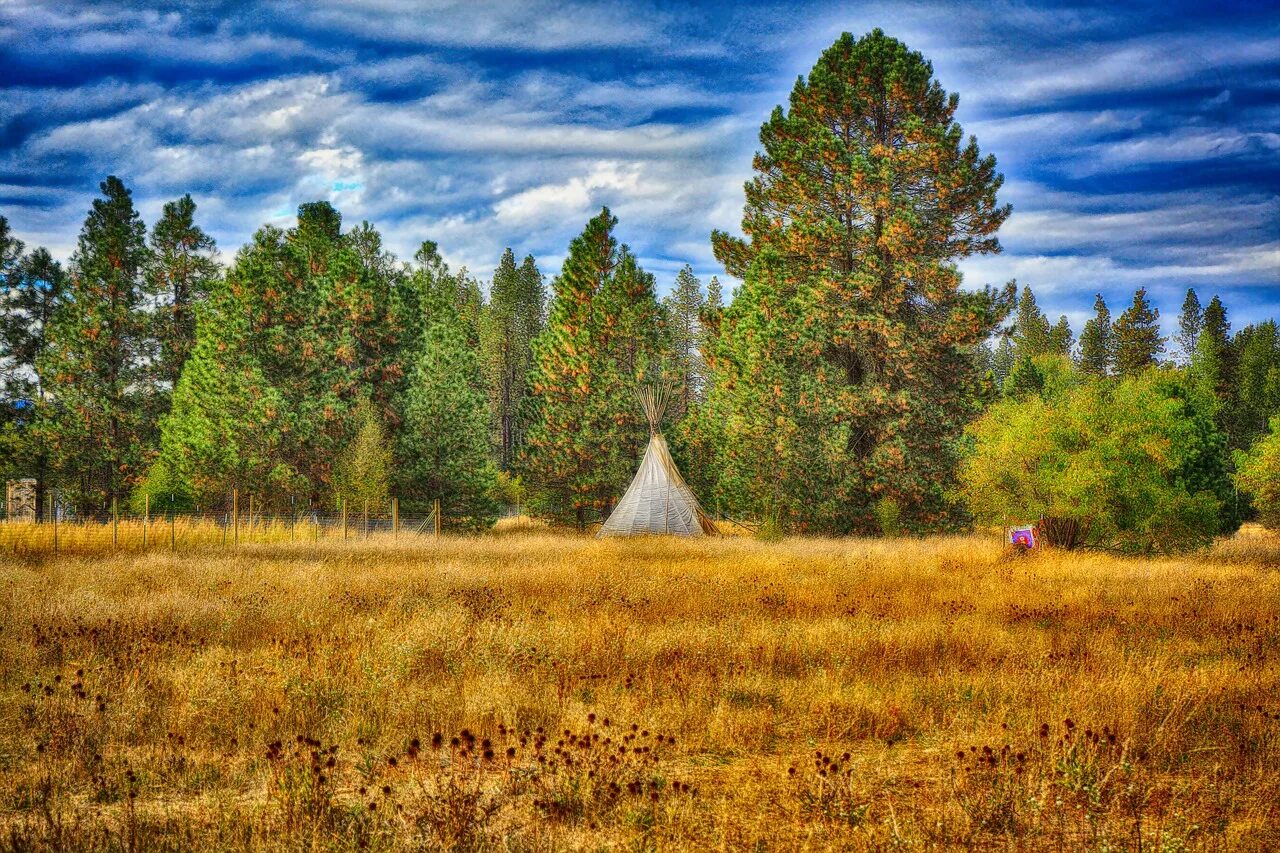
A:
[1048,315,1073,356]
[992,336,1015,390]
[146,194,218,392]
[523,209,663,527]
[1113,287,1164,376]
[1175,288,1203,364]
[37,177,157,514]
[333,399,393,517]
[1231,320,1280,450]
[704,30,1013,532]
[0,221,68,516]
[156,203,418,507]
[662,265,707,414]
[1005,354,1045,399]
[1011,286,1052,359]
[1078,293,1114,376]
[480,249,545,470]
[395,288,498,530]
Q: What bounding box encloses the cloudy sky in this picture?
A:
[1,0,1277,336]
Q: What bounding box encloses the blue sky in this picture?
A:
[1,0,1277,340]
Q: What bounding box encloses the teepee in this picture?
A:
[598,384,717,537]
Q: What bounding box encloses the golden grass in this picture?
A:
[1,531,1278,850]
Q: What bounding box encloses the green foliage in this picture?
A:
[146,194,218,391]
[1112,288,1165,376]
[1005,355,1045,399]
[479,249,545,471]
[663,265,707,416]
[332,400,393,514]
[873,496,902,536]
[395,289,499,531]
[129,457,196,514]
[959,368,1234,553]
[704,30,1013,533]
[1048,315,1073,357]
[1234,417,1280,528]
[0,218,67,515]
[1011,286,1051,360]
[1078,294,1113,377]
[992,337,1015,390]
[522,209,664,527]
[1176,288,1202,363]
[37,176,158,515]
[156,203,421,509]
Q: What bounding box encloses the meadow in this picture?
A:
[1,527,1278,850]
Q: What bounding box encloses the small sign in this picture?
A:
[1009,525,1037,549]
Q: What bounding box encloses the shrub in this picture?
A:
[1235,417,1280,528]
[959,368,1232,552]
[872,497,902,537]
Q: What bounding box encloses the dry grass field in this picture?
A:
[1,527,1278,850]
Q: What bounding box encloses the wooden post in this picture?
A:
[112,497,119,549]
[363,500,369,539]
[341,498,348,541]
[392,498,398,540]
[247,494,254,542]
[433,498,441,537]
[143,494,149,548]
[50,492,57,554]
[171,506,176,551]
[232,489,239,546]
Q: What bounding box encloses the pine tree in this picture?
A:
[155,203,417,507]
[523,210,618,527]
[523,209,663,527]
[0,221,68,516]
[1231,320,1280,451]
[1113,287,1164,376]
[37,177,157,514]
[480,249,545,470]
[395,288,498,530]
[1078,294,1114,377]
[1012,286,1052,360]
[663,265,707,414]
[1048,315,1073,356]
[146,194,218,392]
[992,336,1015,390]
[704,30,1013,532]
[1176,288,1203,364]
[1005,354,1046,399]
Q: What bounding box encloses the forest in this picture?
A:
[0,30,1277,551]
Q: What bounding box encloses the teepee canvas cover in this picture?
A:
[598,386,717,537]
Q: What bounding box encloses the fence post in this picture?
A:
[290,497,296,542]
[112,497,118,550]
[434,498,441,537]
[342,498,348,541]
[232,489,239,547]
[51,492,58,554]
[171,504,176,552]
[392,498,398,540]
[247,494,254,543]
[143,494,149,549]
[363,499,369,539]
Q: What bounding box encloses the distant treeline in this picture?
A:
[2,30,1277,548]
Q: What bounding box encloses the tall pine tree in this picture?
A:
[1176,288,1203,364]
[1048,315,1073,356]
[38,177,157,514]
[1113,287,1164,376]
[0,220,68,516]
[662,265,707,415]
[1078,294,1114,377]
[395,277,499,529]
[523,209,663,527]
[1011,286,1052,360]
[480,248,545,470]
[703,30,1013,532]
[146,194,218,393]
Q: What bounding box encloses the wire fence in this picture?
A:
[0,497,441,556]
